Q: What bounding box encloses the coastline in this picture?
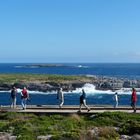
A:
[0,73,140,92]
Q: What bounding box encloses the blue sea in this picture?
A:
[1,63,140,79]
[0,63,140,106]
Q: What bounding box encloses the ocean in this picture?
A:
[1,63,140,79]
[0,63,140,106]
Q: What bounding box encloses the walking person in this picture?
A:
[131,87,137,113]
[57,87,64,108]
[10,86,17,109]
[79,89,90,112]
[21,87,29,110]
[113,92,118,108]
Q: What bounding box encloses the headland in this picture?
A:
[0,73,140,92]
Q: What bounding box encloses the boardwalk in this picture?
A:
[1,105,140,114]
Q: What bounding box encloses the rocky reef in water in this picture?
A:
[20,64,71,68]
[0,75,140,92]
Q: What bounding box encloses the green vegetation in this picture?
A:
[0,112,140,139]
[0,73,91,84]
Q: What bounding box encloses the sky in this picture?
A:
[0,0,140,63]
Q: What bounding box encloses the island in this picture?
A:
[17,64,71,68]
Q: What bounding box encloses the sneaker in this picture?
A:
[88,109,91,112]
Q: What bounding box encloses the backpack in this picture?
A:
[11,89,16,98]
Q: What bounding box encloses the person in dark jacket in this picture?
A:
[79,89,90,112]
[10,86,17,109]
[131,88,137,113]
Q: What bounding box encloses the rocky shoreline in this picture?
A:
[0,75,140,92]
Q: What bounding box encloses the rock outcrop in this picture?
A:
[0,76,140,92]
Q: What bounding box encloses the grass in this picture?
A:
[0,112,140,139]
[0,73,91,84]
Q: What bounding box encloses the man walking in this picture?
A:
[131,88,137,113]
[79,89,90,112]
[10,86,17,109]
[113,92,118,108]
[21,87,29,110]
[57,88,64,108]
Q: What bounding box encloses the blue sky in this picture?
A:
[0,0,140,63]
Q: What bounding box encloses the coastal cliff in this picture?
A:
[0,74,140,92]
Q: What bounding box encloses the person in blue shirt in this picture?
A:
[79,89,90,112]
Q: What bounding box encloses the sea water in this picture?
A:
[1,83,140,106]
[0,63,140,106]
[0,63,140,78]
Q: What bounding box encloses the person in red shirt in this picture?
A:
[21,87,29,110]
[131,88,137,113]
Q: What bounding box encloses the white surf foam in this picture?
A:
[0,89,56,95]
[72,83,113,95]
[76,65,89,68]
[1,83,140,95]
[72,83,140,95]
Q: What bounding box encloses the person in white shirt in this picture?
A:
[113,92,118,108]
[57,88,64,108]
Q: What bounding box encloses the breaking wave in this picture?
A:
[75,65,89,68]
[72,83,113,94]
[72,83,140,95]
[1,83,140,95]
